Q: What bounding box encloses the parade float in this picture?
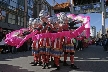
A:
[4,11,90,48]
[3,0,90,48]
[3,0,91,69]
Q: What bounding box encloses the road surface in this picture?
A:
[0,45,108,72]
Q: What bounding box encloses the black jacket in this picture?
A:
[0,32,3,42]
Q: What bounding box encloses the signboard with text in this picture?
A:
[73,2,101,14]
[105,6,108,18]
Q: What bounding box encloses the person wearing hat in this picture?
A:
[36,18,43,66]
[0,27,3,42]
[51,16,64,70]
[29,18,40,65]
[28,18,34,32]
[39,10,52,69]
[28,18,36,64]
[59,12,79,69]
[30,19,41,66]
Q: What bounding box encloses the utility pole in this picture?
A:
[70,0,74,13]
[53,0,55,6]
[24,0,27,28]
[101,0,106,34]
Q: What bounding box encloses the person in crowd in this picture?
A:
[72,38,77,50]
[96,38,99,46]
[27,39,31,51]
[0,37,6,54]
[0,28,3,42]
[103,35,108,52]
[77,36,83,51]
[11,46,17,54]
[59,12,79,70]
[84,37,88,48]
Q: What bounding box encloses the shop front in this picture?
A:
[0,21,23,31]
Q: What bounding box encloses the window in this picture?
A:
[2,11,6,16]
[2,0,8,3]
[30,0,33,8]
[8,18,11,23]
[18,17,20,25]
[28,9,32,17]
[19,0,24,6]
[8,13,16,24]
[27,0,30,5]
[12,15,15,24]
[18,17,24,26]
[11,19,15,24]
[9,0,18,9]
[21,18,24,26]
[42,4,45,9]
[28,0,33,8]
[0,10,6,22]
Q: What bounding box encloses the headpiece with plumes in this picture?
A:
[59,12,68,21]
[32,19,37,25]
[36,18,41,24]
[52,15,59,23]
[29,18,34,25]
[48,17,53,23]
[39,10,49,18]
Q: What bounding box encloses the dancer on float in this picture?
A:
[39,10,52,69]
[59,12,79,69]
[50,14,64,70]
[31,18,43,66]
[30,19,39,66]
[28,18,36,65]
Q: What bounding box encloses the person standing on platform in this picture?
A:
[39,10,52,69]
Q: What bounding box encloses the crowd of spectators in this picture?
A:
[95,31,108,53]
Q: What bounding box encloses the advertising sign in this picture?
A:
[73,2,101,14]
[105,6,108,18]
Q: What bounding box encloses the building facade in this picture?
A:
[32,0,54,19]
[90,26,96,37]
[0,0,33,31]
[97,28,108,38]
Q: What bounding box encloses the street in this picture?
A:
[0,45,108,72]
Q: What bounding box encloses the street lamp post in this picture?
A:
[70,0,74,13]
[101,0,106,34]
